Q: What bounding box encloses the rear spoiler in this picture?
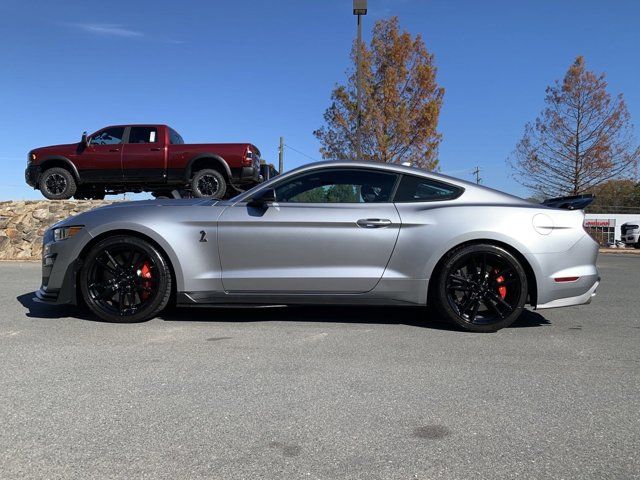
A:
[541,194,595,210]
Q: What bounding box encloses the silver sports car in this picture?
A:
[36,161,600,332]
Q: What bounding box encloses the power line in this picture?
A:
[283,144,319,163]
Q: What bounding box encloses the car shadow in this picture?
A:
[17,292,551,331]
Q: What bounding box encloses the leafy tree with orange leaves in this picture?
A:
[509,56,639,197]
[314,17,444,170]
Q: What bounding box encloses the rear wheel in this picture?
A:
[432,244,528,332]
[190,169,227,199]
[80,236,172,323]
[39,167,77,200]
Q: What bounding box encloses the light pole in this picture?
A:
[353,0,367,161]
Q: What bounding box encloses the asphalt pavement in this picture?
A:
[0,255,638,479]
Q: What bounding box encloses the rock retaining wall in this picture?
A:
[0,200,114,260]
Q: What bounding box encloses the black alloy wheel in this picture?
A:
[80,236,172,323]
[39,167,77,200]
[191,169,227,199]
[433,244,528,332]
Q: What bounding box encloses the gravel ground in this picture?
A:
[0,255,638,479]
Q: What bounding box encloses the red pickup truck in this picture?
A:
[25,124,262,199]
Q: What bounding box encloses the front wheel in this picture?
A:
[432,244,528,332]
[39,167,77,200]
[190,169,227,199]
[80,236,172,323]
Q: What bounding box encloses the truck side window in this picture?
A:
[128,127,158,144]
[90,127,125,146]
[169,128,184,145]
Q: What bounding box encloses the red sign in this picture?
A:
[584,219,615,228]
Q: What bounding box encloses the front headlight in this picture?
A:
[53,226,84,242]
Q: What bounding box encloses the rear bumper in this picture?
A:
[536,277,600,309]
[527,233,600,308]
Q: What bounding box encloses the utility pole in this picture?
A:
[473,166,481,184]
[278,136,284,174]
[353,0,367,161]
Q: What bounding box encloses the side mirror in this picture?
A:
[81,131,89,147]
[247,188,277,207]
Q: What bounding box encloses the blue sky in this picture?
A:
[1,0,639,200]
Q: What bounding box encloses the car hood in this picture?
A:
[51,198,221,230]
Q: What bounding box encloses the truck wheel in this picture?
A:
[191,169,227,199]
[39,167,77,200]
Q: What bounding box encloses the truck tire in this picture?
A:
[191,169,227,199]
[39,167,77,200]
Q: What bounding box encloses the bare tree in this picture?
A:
[509,56,639,197]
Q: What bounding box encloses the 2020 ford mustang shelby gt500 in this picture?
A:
[36,161,600,332]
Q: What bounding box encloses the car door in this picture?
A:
[121,126,166,182]
[78,126,125,182]
[217,167,401,293]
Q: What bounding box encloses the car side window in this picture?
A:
[128,127,158,144]
[393,174,463,202]
[274,168,398,203]
[89,127,125,146]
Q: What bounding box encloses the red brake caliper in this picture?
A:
[494,268,507,299]
[139,262,153,301]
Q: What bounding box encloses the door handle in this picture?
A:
[150,147,162,151]
[356,218,392,228]
[109,148,120,152]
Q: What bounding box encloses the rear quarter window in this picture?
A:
[393,174,463,202]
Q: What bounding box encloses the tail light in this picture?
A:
[243,146,253,167]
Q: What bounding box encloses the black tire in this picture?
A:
[190,169,227,199]
[634,243,640,250]
[80,235,172,323]
[39,167,77,200]
[431,244,528,333]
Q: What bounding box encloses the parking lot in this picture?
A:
[0,254,638,479]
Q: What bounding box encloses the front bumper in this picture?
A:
[25,165,40,188]
[34,258,80,305]
[33,230,87,306]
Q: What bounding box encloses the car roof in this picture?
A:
[284,160,479,189]
[234,160,531,206]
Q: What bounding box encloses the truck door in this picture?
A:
[121,126,166,182]
[79,126,125,182]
